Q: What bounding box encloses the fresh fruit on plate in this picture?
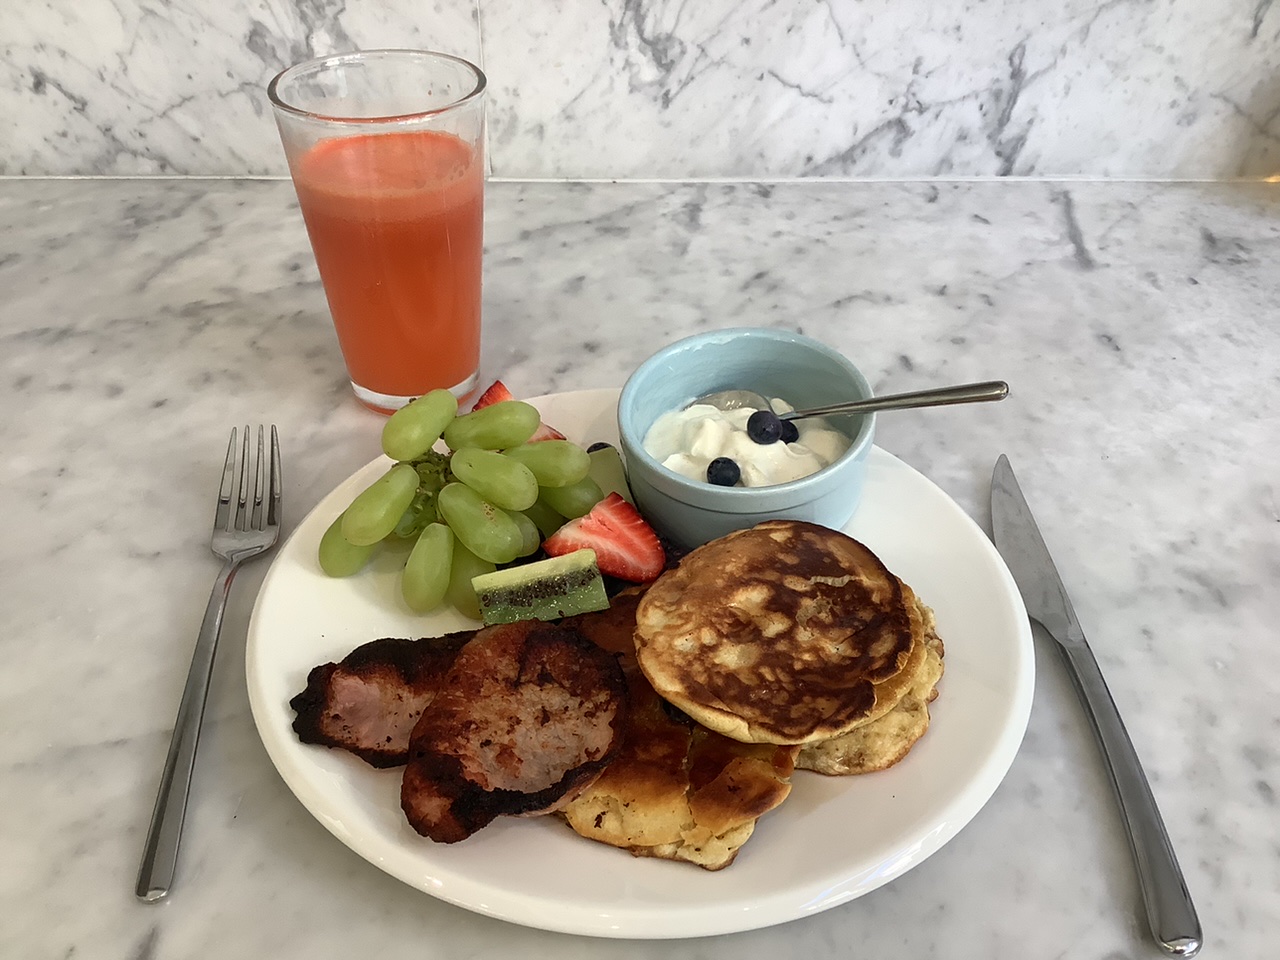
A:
[471,550,610,625]
[402,522,454,613]
[380,389,458,462]
[341,462,420,545]
[437,482,525,565]
[502,440,591,488]
[317,380,618,617]
[446,542,496,620]
[449,447,540,511]
[543,493,666,582]
[317,515,378,577]
[521,499,567,538]
[443,399,542,451]
[536,474,605,519]
[317,378,670,616]
[472,379,567,441]
[586,444,633,504]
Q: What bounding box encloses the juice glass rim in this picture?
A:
[267,48,487,126]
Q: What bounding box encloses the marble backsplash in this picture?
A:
[3,0,1279,179]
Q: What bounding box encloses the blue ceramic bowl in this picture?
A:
[617,328,875,549]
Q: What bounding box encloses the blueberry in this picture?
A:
[706,457,741,486]
[746,410,783,444]
[586,441,613,453]
[780,418,799,444]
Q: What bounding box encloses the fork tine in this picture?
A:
[236,424,251,531]
[215,428,237,531]
[251,426,267,530]
[269,424,283,527]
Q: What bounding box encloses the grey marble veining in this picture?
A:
[1,177,1278,958]
[1,0,480,176]
[484,0,1280,179]
[3,0,1280,177]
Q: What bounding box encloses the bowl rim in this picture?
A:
[617,327,875,508]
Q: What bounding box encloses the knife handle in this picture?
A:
[1057,638,1203,957]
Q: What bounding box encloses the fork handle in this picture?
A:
[136,558,239,902]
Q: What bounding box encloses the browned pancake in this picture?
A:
[797,603,944,776]
[562,589,798,870]
[400,619,627,843]
[634,520,919,745]
[570,586,648,663]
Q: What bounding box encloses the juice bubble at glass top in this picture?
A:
[269,50,486,413]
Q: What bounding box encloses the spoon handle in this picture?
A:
[785,380,1009,420]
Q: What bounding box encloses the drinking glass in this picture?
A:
[269,50,486,412]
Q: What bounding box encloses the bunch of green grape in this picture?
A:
[317,389,604,616]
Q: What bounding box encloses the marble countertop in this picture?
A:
[1,176,1276,959]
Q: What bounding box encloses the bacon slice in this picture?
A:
[400,619,627,843]
[289,631,473,768]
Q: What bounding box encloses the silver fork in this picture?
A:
[136,425,282,902]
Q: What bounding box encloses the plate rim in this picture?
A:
[245,386,1035,939]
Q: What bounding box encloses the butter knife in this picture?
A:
[990,455,1201,958]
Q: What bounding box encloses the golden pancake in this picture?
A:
[562,589,798,870]
[634,520,920,745]
[560,675,798,870]
[805,580,937,732]
[797,628,944,775]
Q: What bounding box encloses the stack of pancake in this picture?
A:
[560,519,944,868]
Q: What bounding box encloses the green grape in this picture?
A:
[402,522,454,613]
[447,541,495,620]
[436,482,523,564]
[381,389,458,461]
[442,400,541,451]
[510,509,542,557]
[537,475,604,519]
[501,440,591,488]
[449,447,539,511]
[521,499,565,538]
[341,462,420,546]
[318,514,378,576]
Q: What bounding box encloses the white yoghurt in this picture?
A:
[642,399,851,487]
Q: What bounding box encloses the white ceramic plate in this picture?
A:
[246,388,1034,939]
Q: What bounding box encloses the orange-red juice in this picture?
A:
[291,129,484,405]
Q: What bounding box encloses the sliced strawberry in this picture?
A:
[470,378,566,441]
[471,379,515,409]
[542,493,666,583]
[529,422,567,442]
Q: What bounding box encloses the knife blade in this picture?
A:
[990,455,1202,958]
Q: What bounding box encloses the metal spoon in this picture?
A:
[692,380,1009,421]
